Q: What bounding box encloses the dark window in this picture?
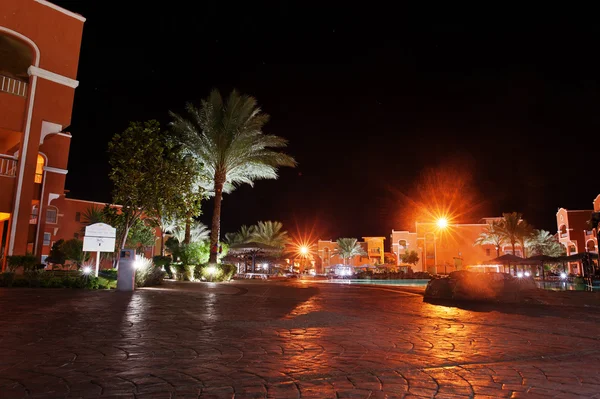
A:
[486,248,491,256]
[75,212,81,222]
[43,232,51,246]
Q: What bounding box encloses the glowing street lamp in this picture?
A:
[436,217,449,229]
[299,245,309,256]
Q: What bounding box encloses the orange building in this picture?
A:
[391,218,523,274]
[317,237,386,270]
[556,196,599,274]
[0,0,85,265]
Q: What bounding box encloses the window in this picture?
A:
[43,232,51,246]
[46,207,57,224]
[486,248,491,256]
[30,205,39,224]
[34,154,44,183]
[75,212,81,222]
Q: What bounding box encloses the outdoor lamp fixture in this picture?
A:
[524,271,531,277]
[299,245,309,255]
[436,217,449,229]
[517,272,524,278]
[206,265,217,276]
[82,266,92,275]
[560,272,567,280]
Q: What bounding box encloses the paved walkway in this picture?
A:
[1,281,600,398]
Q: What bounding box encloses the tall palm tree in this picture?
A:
[499,212,531,257]
[225,225,256,245]
[474,221,506,257]
[170,89,296,263]
[336,238,367,266]
[252,221,289,249]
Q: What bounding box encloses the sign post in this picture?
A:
[83,223,116,277]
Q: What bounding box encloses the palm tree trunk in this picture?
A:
[512,242,516,256]
[495,245,500,257]
[184,212,192,245]
[209,177,225,263]
[160,232,166,256]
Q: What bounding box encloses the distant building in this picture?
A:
[1,0,85,264]
[555,196,599,275]
[317,237,386,271]
[391,218,523,274]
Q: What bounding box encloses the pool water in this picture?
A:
[328,279,430,287]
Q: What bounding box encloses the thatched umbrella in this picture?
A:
[228,242,282,273]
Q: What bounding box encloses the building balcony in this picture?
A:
[0,154,17,177]
[585,230,594,237]
[0,75,28,97]
[560,233,569,238]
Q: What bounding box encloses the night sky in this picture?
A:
[54,2,600,243]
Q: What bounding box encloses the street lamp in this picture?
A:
[436,217,448,229]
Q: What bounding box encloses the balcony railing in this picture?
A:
[0,154,17,177]
[0,75,28,97]
[585,230,594,236]
[560,233,569,238]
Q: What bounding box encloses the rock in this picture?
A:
[425,271,540,303]
[424,277,453,299]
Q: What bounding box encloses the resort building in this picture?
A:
[1,0,85,265]
[391,218,523,274]
[555,196,600,274]
[317,237,386,270]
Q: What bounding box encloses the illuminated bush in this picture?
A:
[134,256,165,287]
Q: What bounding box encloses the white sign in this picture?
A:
[83,236,116,252]
[84,223,116,238]
[83,223,117,277]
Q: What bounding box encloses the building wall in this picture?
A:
[556,208,594,255]
[0,0,84,264]
[362,236,385,264]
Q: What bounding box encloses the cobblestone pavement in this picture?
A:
[2,281,600,398]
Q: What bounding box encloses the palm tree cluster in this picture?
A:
[170,90,296,262]
[475,212,565,258]
[225,221,289,249]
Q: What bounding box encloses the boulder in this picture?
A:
[424,277,453,299]
[424,271,540,303]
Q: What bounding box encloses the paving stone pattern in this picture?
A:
[1,281,600,398]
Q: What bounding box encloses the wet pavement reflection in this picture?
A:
[1,281,600,398]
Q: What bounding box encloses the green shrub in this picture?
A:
[6,255,38,272]
[194,263,237,282]
[42,277,64,288]
[171,262,189,281]
[11,278,29,287]
[153,255,173,278]
[99,268,118,280]
[0,272,15,287]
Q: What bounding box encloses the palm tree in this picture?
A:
[171,221,210,244]
[252,221,289,249]
[170,89,296,263]
[225,225,256,245]
[336,238,367,266]
[527,230,566,257]
[499,212,532,257]
[149,214,180,256]
[474,221,506,257]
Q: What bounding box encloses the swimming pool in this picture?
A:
[328,279,430,287]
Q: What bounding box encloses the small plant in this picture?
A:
[134,256,165,287]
